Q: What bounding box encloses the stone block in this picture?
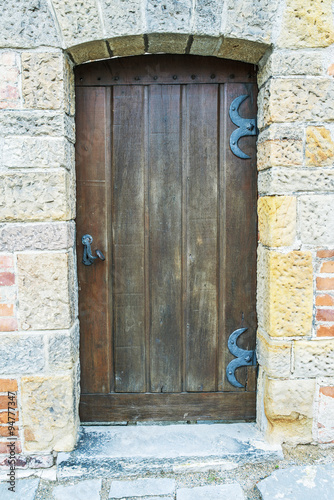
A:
[257,140,303,170]
[101,0,145,38]
[52,0,103,46]
[190,36,222,56]
[22,52,63,110]
[69,41,110,65]
[0,334,44,374]
[0,111,70,138]
[147,33,189,54]
[0,478,40,500]
[256,331,292,378]
[48,322,79,370]
[257,247,313,337]
[258,168,334,195]
[17,252,74,331]
[0,51,21,109]
[0,0,60,48]
[109,478,175,498]
[54,480,102,500]
[107,36,145,57]
[217,37,269,64]
[279,0,334,48]
[0,222,75,252]
[264,377,315,444]
[21,374,77,452]
[258,79,334,128]
[298,195,334,246]
[3,137,73,169]
[318,387,334,443]
[192,1,224,37]
[146,0,192,33]
[306,126,334,167]
[258,123,304,143]
[63,55,75,117]
[258,196,296,247]
[293,340,334,377]
[0,170,74,222]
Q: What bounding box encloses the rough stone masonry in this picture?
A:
[0,0,334,459]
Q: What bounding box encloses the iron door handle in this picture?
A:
[82,234,105,266]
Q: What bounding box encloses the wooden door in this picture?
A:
[75,55,257,422]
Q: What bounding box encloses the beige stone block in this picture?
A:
[256,331,292,378]
[22,52,63,110]
[3,137,73,169]
[107,35,145,57]
[293,340,334,377]
[69,41,110,65]
[257,140,303,170]
[0,170,74,222]
[146,0,192,33]
[217,37,269,64]
[299,195,334,246]
[258,123,304,143]
[306,126,334,167]
[257,248,313,337]
[258,167,334,195]
[264,377,315,444]
[258,196,296,247]
[147,33,189,54]
[101,0,145,37]
[17,252,74,330]
[63,55,75,117]
[52,0,102,46]
[21,374,77,452]
[190,36,222,56]
[279,0,334,48]
[192,2,224,37]
[0,51,21,109]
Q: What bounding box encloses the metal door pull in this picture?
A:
[82,234,105,266]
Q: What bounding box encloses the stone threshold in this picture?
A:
[57,422,283,479]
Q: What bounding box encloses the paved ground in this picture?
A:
[0,424,333,499]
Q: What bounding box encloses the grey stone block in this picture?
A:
[109,478,175,498]
[0,334,45,374]
[177,483,245,500]
[146,0,192,33]
[192,1,224,36]
[53,479,102,500]
[257,465,334,500]
[0,222,75,252]
[0,111,67,138]
[299,195,334,246]
[100,0,145,38]
[0,478,40,500]
[258,168,334,195]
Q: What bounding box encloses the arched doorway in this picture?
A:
[75,55,258,422]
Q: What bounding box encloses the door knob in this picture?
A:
[82,234,105,266]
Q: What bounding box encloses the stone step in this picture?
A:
[57,423,283,479]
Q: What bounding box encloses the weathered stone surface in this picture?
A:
[258,123,304,143]
[21,374,77,452]
[0,478,40,500]
[192,1,224,37]
[258,79,334,128]
[0,334,44,374]
[258,196,296,247]
[256,331,292,378]
[0,111,69,138]
[264,378,315,444]
[257,464,334,499]
[22,52,63,110]
[107,35,145,57]
[147,33,189,54]
[217,38,269,64]
[0,0,59,48]
[3,137,73,169]
[48,322,79,370]
[146,0,192,33]
[0,51,21,109]
[53,479,102,500]
[0,222,75,252]
[279,0,334,48]
[69,40,110,65]
[258,168,334,195]
[109,478,175,498]
[63,55,75,117]
[101,0,145,37]
[17,252,74,331]
[257,140,303,170]
[306,126,334,167]
[293,340,334,377]
[298,195,334,246]
[190,36,222,56]
[318,387,334,443]
[0,170,74,222]
[52,0,103,46]
[177,483,245,500]
[257,247,313,337]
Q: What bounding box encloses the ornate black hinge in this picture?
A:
[226,327,257,388]
[229,95,257,159]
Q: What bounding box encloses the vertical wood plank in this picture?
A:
[112,86,146,392]
[148,85,182,393]
[185,84,219,392]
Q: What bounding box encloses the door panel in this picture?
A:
[75,55,257,422]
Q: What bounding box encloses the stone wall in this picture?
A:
[0,0,333,456]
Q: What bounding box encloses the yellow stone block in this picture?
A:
[69,40,110,65]
[258,196,296,247]
[257,140,303,170]
[306,126,334,167]
[256,331,292,377]
[279,0,334,48]
[264,377,315,444]
[108,35,145,57]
